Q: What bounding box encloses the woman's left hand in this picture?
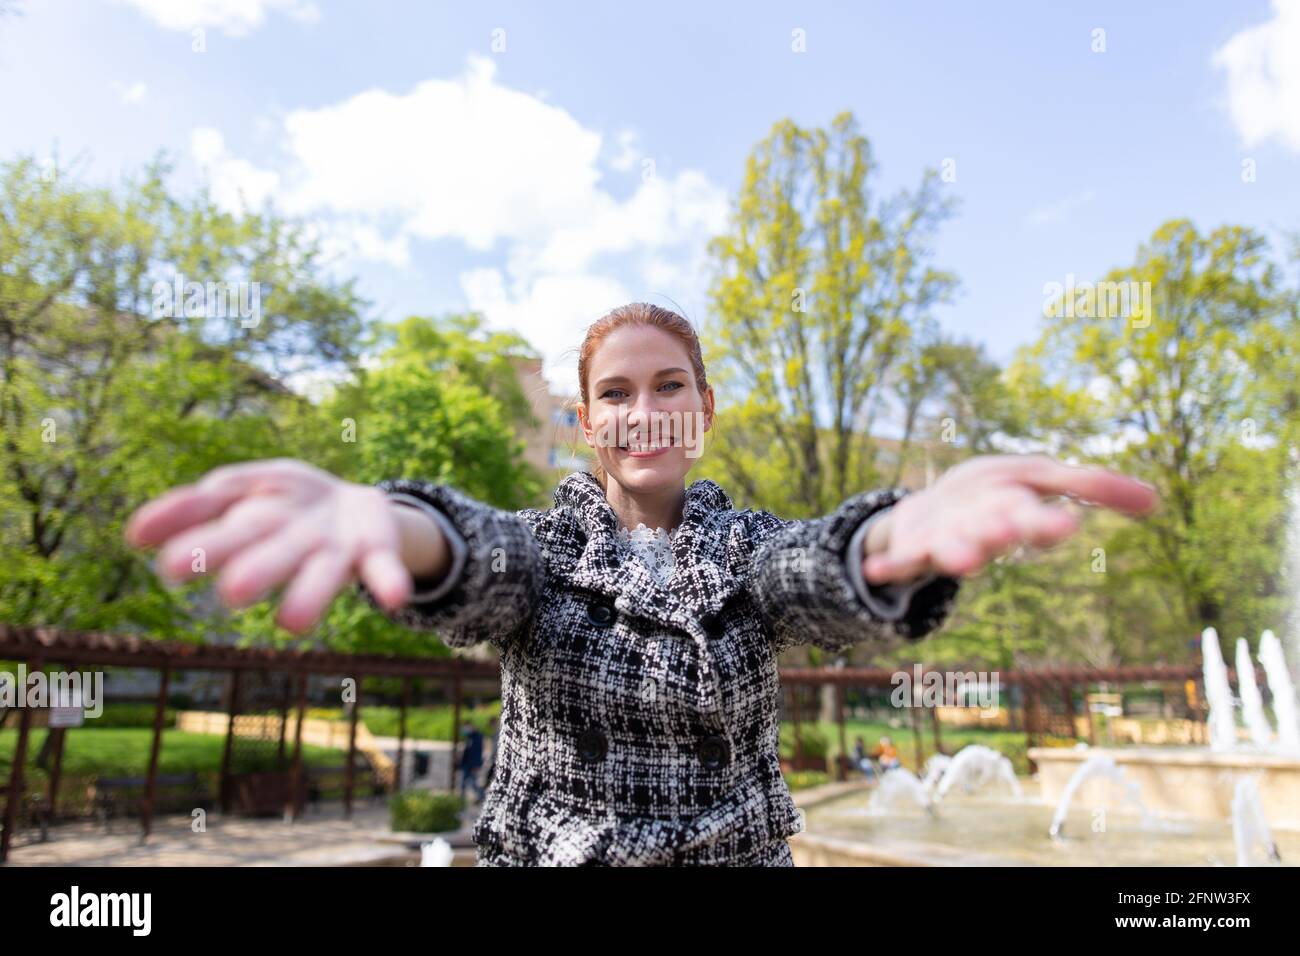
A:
[862,454,1159,585]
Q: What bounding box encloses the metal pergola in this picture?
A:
[778,664,1210,778]
[0,624,498,863]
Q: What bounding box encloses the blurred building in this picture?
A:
[508,356,592,480]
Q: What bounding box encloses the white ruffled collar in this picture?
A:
[615,522,679,586]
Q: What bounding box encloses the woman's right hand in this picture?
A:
[123,458,443,633]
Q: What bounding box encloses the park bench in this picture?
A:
[0,787,53,842]
[87,772,212,832]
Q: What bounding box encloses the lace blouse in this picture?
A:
[615,523,678,586]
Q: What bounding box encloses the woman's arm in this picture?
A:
[744,488,962,655]
[745,454,1158,655]
[355,478,544,651]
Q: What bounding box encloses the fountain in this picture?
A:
[1231,777,1282,867]
[1047,754,1152,839]
[1259,630,1300,753]
[795,629,1300,866]
[867,768,934,815]
[419,837,454,867]
[1031,628,1300,830]
[1203,626,1238,751]
[932,744,1023,802]
[919,753,952,793]
[1237,637,1273,749]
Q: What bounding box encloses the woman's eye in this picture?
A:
[601,381,683,399]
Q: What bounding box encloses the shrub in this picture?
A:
[784,770,830,791]
[90,703,177,729]
[779,723,829,761]
[389,789,464,833]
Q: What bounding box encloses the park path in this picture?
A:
[2,800,478,867]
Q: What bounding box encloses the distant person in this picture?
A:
[457,721,485,803]
[852,735,877,781]
[873,736,901,771]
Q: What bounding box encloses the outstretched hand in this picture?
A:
[862,454,1159,585]
[123,458,418,633]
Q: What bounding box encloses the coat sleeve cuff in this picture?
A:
[844,507,939,623]
[386,492,470,604]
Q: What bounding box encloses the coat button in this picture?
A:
[587,602,616,627]
[697,735,730,770]
[702,615,725,640]
[577,729,607,763]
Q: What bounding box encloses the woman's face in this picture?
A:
[579,325,714,495]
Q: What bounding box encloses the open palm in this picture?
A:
[124,459,415,633]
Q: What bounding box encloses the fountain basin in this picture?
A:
[1030,746,1300,829]
[795,786,1300,865]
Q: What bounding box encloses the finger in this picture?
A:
[195,458,318,498]
[154,497,292,583]
[125,484,233,549]
[126,460,322,549]
[276,547,355,633]
[957,487,1056,551]
[864,532,935,584]
[215,517,325,609]
[954,489,1025,553]
[1011,501,1081,549]
[927,532,987,577]
[998,457,1158,515]
[358,547,413,611]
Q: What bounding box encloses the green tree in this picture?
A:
[1006,219,1293,653]
[702,112,958,516]
[0,154,363,633]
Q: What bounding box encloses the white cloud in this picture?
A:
[461,268,633,394]
[1212,0,1300,152]
[191,127,281,210]
[187,55,730,379]
[118,0,319,36]
[609,130,640,172]
[1025,189,1096,227]
[115,81,147,105]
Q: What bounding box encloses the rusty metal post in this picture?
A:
[344,675,362,819]
[276,672,290,765]
[140,665,171,841]
[1,656,42,864]
[1061,682,1077,740]
[287,672,307,821]
[910,698,924,770]
[45,725,66,837]
[396,677,411,794]
[219,670,241,815]
[789,682,805,766]
[929,703,943,756]
[835,683,848,782]
[448,675,462,791]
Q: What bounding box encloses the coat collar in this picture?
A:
[554,470,742,635]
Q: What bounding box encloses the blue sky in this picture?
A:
[2,0,1297,395]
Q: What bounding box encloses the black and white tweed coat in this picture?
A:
[359,470,960,866]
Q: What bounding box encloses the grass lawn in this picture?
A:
[782,717,1069,777]
[0,728,347,778]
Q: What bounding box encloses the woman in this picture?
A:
[124,302,1157,866]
